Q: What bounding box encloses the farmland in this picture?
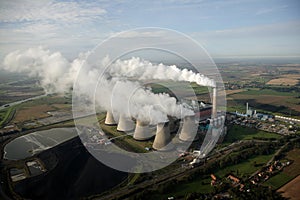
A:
[223,125,281,144]
[277,175,300,200]
[0,73,44,106]
[0,61,300,200]
[264,148,300,189]
[226,88,300,116]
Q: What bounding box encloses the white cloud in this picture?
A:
[0,0,106,23]
[255,5,288,16]
[14,23,58,37]
[0,0,111,59]
[115,30,168,38]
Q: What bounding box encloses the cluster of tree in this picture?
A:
[182,182,287,200]
[274,137,300,160]
[229,184,287,200]
[185,192,213,200]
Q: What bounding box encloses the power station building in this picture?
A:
[101,85,222,152]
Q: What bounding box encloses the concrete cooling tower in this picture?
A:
[179,115,198,142]
[117,114,135,132]
[152,121,173,151]
[104,111,117,125]
[133,120,155,140]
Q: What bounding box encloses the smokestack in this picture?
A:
[152,121,172,150]
[117,114,135,132]
[212,87,217,118]
[133,120,155,140]
[105,111,117,125]
[179,115,198,141]
[246,102,249,114]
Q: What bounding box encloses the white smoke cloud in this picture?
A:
[110,57,216,87]
[2,47,215,123]
[3,46,72,94]
[109,80,193,124]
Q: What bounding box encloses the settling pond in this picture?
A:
[4,128,77,160]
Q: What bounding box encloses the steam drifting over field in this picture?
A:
[2,46,215,123]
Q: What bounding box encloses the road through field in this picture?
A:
[0,94,46,111]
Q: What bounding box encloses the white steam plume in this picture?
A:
[3,47,72,94]
[108,80,193,124]
[2,47,216,123]
[110,57,216,87]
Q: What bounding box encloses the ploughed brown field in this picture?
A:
[282,148,300,176]
[267,74,300,86]
[277,148,300,199]
[13,105,54,123]
[278,175,300,200]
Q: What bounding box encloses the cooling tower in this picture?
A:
[117,114,135,132]
[133,120,155,140]
[213,118,218,127]
[179,115,198,141]
[152,121,173,151]
[104,111,117,125]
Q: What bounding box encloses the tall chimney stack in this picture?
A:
[212,87,217,118]
[117,114,135,132]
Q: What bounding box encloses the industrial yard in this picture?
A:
[0,61,300,200]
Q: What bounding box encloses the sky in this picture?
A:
[0,0,300,60]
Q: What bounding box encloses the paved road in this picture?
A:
[0,94,46,111]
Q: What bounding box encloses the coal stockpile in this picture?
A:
[14,137,127,200]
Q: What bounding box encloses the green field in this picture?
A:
[0,106,16,128]
[223,125,281,144]
[215,154,274,177]
[238,88,297,96]
[263,173,293,189]
[168,177,213,194]
[150,177,213,200]
[100,122,152,153]
[264,148,300,189]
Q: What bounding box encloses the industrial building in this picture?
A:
[100,85,226,155]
